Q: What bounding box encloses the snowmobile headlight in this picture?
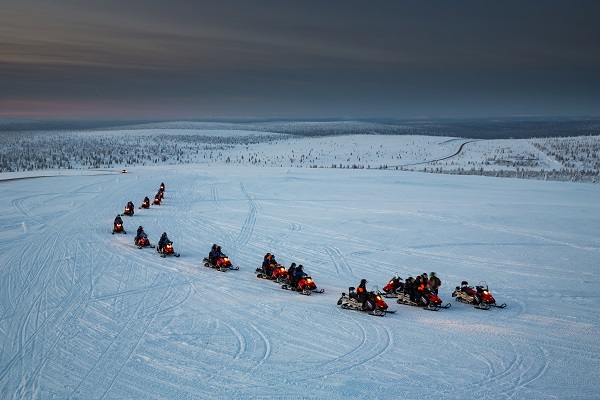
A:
[376,295,382,301]
[484,290,489,295]
[307,278,313,283]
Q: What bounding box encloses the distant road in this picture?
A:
[391,140,476,168]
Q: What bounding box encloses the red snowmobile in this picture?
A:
[112,223,126,234]
[158,242,180,257]
[452,281,506,309]
[153,195,162,205]
[140,198,150,209]
[382,275,404,298]
[271,265,288,282]
[203,255,239,271]
[281,274,324,295]
[135,234,154,249]
[123,204,134,216]
[337,287,394,316]
[396,287,451,311]
[255,264,284,280]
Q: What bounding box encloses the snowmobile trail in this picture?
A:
[234,182,259,249]
[325,245,357,280]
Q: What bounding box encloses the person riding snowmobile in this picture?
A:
[208,244,218,264]
[291,264,307,287]
[114,215,123,227]
[262,253,276,277]
[287,263,297,286]
[135,226,148,245]
[429,272,441,295]
[356,279,368,307]
[214,246,228,267]
[404,276,416,302]
[158,232,172,253]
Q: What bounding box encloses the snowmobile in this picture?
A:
[202,255,239,271]
[255,264,284,280]
[140,198,150,209]
[337,287,394,316]
[135,234,154,249]
[271,265,289,282]
[452,281,506,309]
[382,275,404,298]
[112,223,126,234]
[153,196,162,205]
[281,275,324,295]
[396,287,451,311]
[158,242,180,257]
[122,205,134,216]
[160,183,165,191]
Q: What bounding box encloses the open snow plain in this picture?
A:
[1,131,599,399]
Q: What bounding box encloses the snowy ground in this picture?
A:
[1,133,599,399]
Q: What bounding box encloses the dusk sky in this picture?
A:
[1,0,599,119]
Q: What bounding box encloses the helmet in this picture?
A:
[360,279,366,284]
[298,264,303,269]
[291,263,296,267]
[139,226,143,229]
[430,272,436,277]
[216,246,221,250]
[163,232,167,236]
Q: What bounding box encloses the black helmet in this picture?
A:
[291,263,296,267]
[298,264,303,269]
[163,232,167,236]
[360,279,367,284]
[138,226,143,229]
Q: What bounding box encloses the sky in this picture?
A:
[1,0,600,119]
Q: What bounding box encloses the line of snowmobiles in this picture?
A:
[379,274,505,311]
[111,182,181,258]
[111,182,510,314]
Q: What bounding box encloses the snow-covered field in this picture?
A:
[1,130,599,399]
[1,122,599,183]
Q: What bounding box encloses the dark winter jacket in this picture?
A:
[158,234,171,247]
[430,276,441,290]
